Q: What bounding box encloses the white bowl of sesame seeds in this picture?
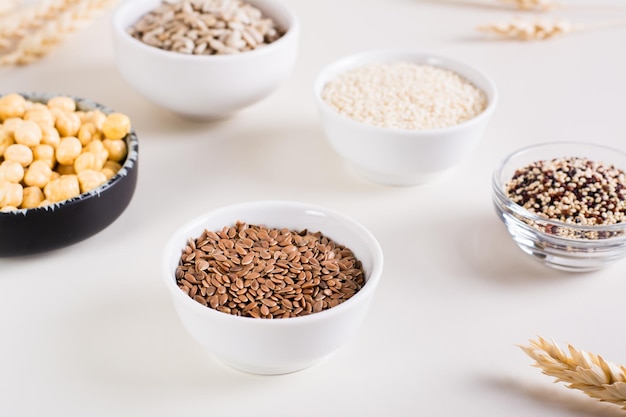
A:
[493,142,626,272]
[314,50,498,186]
[111,0,299,120]
[162,200,383,374]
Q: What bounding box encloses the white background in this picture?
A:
[2,0,626,416]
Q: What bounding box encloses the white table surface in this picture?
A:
[2,0,626,416]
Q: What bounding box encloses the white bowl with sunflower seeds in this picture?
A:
[314,50,498,186]
[111,0,300,120]
[162,200,383,375]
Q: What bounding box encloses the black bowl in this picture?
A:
[0,93,139,257]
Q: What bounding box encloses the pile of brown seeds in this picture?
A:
[505,156,626,226]
[128,0,283,55]
[175,221,366,318]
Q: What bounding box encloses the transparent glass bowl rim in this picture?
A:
[492,141,626,236]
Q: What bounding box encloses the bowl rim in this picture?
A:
[162,200,384,326]
[313,49,499,135]
[0,92,139,217]
[492,140,626,234]
[111,0,300,62]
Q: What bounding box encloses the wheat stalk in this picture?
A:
[0,0,119,66]
[477,16,626,40]
[478,17,572,40]
[0,0,81,45]
[499,0,557,11]
[521,337,626,409]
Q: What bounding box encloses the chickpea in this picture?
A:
[47,96,76,113]
[88,109,107,131]
[41,125,61,148]
[14,120,43,147]
[84,138,105,153]
[0,127,14,156]
[56,164,76,176]
[104,160,122,172]
[2,117,23,136]
[74,152,104,173]
[102,138,127,162]
[0,160,25,183]
[4,143,33,167]
[0,93,27,120]
[102,113,131,140]
[21,186,44,209]
[0,180,23,208]
[77,170,107,193]
[77,122,99,146]
[24,107,55,128]
[55,136,82,165]
[24,160,52,189]
[95,149,109,168]
[44,175,80,203]
[0,96,131,209]
[102,160,122,180]
[76,110,89,124]
[102,167,116,180]
[54,111,81,137]
[29,102,48,111]
[32,144,56,169]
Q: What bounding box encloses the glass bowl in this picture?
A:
[492,142,626,272]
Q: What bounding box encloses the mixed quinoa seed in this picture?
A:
[505,156,626,226]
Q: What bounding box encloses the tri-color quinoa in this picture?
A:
[505,156,626,226]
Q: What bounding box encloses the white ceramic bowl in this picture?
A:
[162,201,383,375]
[111,0,299,120]
[314,50,498,186]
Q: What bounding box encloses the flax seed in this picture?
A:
[175,221,366,318]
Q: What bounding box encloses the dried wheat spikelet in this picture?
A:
[0,0,119,66]
[499,0,557,11]
[478,17,572,40]
[0,0,82,46]
[478,16,626,41]
[521,337,626,409]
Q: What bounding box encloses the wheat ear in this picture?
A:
[499,0,626,12]
[477,16,626,41]
[498,0,557,11]
[0,0,119,66]
[0,0,82,47]
[521,337,626,409]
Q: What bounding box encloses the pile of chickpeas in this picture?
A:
[0,93,132,212]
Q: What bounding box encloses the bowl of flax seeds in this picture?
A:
[162,200,383,375]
